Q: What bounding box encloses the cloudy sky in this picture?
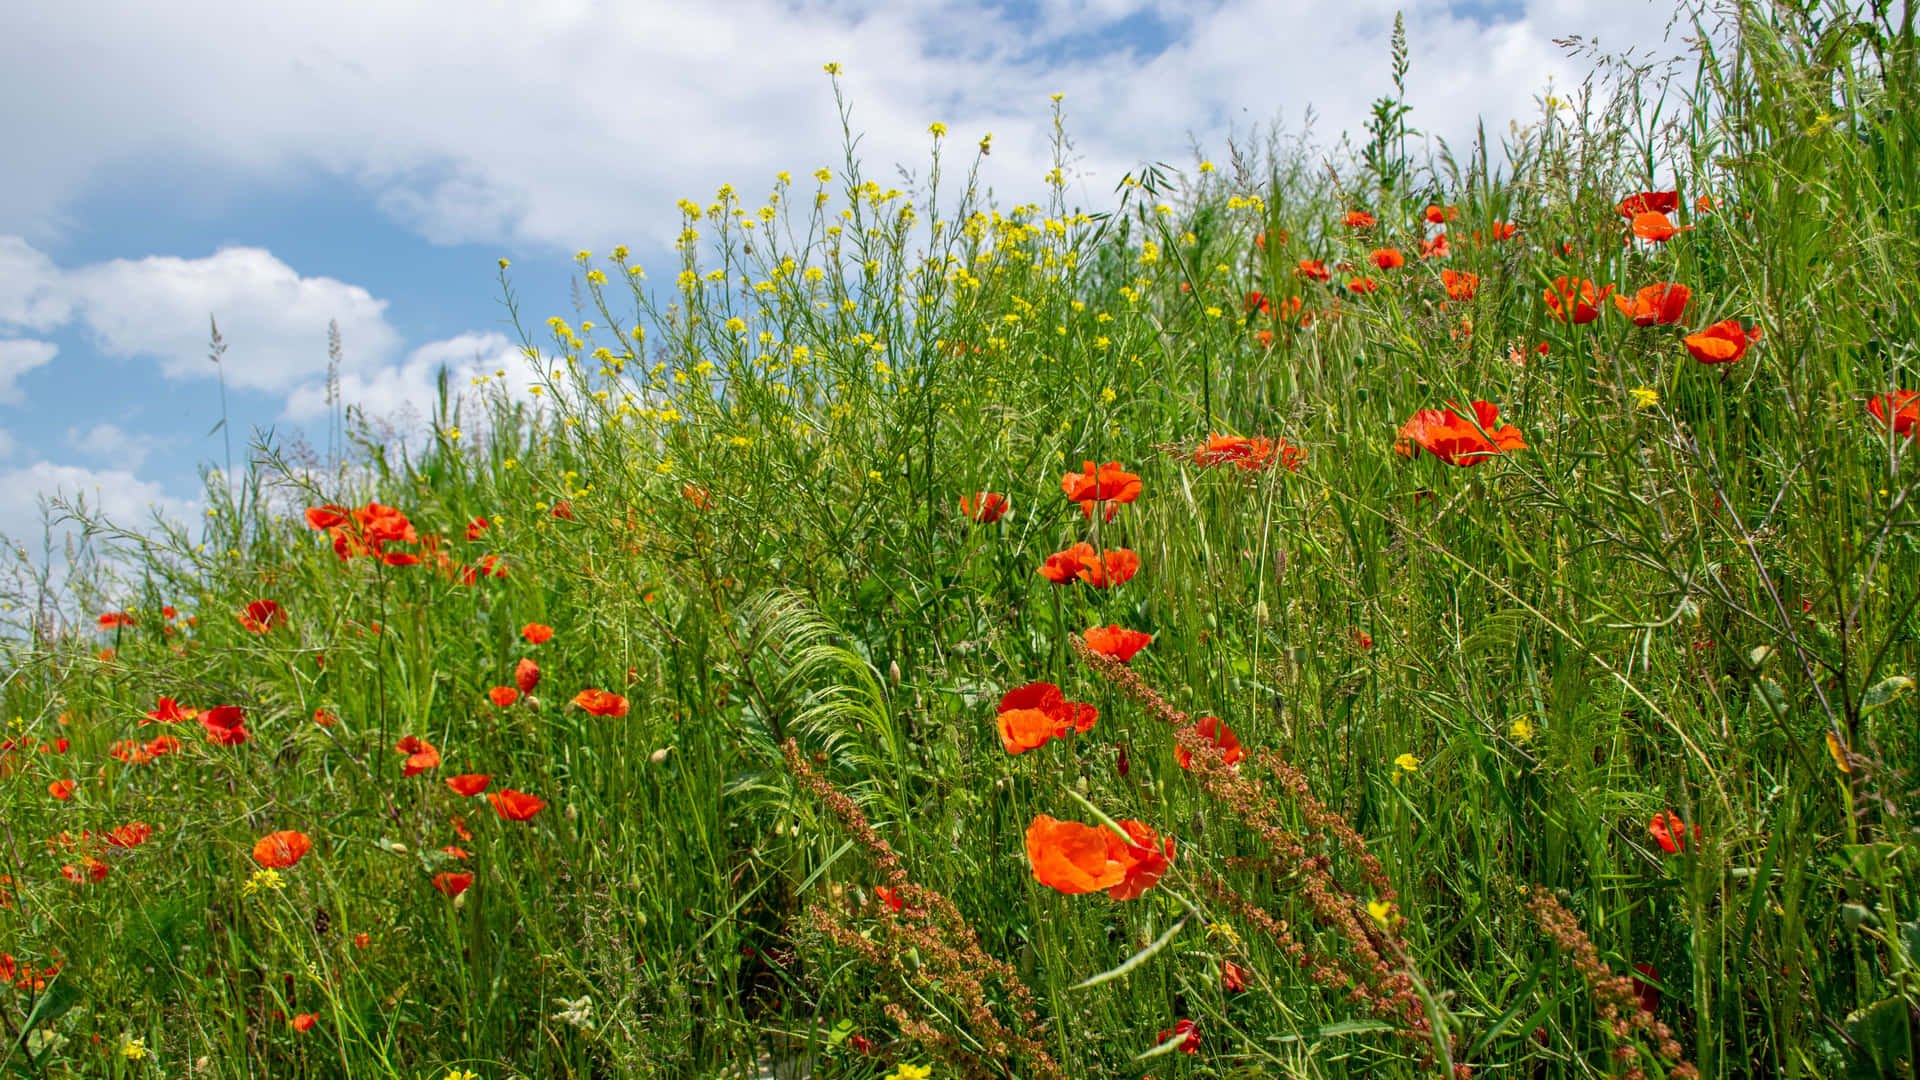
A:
[0,0,1691,554]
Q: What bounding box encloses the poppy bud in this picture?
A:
[564,803,579,822]
[650,747,672,764]
[889,659,901,687]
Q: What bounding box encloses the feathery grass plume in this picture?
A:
[782,739,1066,1080]
[1527,886,1697,1080]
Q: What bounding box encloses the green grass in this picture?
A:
[4,3,1919,1078]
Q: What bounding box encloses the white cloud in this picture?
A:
[66,422,160,469]
[282,329,531,433]
[0,338,57,404]
[0,460,199,553]
[0,0,1690,254]
[0,236,71,331]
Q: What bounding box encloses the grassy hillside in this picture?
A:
[4,4,1919,1078]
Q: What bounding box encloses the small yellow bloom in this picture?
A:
[497,258,510,270]
[1100,387,1116,404]
[823,62,842,75]
[243,868,286,896]
[1367,899,1393,927]
[1631,386,1659,409]
[1509,717,1534,744]
[885,1066,932,1080]
[1394,752,1421,774]
[121,1037,149,1061]
[1198,161,1215,173]
[928,122,947,137]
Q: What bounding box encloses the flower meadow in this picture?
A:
[6,6,1920,1079]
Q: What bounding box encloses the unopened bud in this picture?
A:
[889,659,901,687]
[564,803,579,822]
[650,747,671,765]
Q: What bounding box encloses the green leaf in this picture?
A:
[1862,675,1912,712]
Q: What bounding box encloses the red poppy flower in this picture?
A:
[997,708,1059,754]
[1158,1019,1200,1055]
[1370,247,1406,270]
[488,788,546,821]
[1632,963,1660,1015]
[1221,959,1249,992]
[1491,222,1519,241]
[1060,460,1142,520]
[1351,628,1374,650]
[143,697,187,725]
[253,830,313,869]
[1024,815,1173,900]
[1440,269,1479,301]
[305,505,348,530]
[292,1013,318,1032]
[514,658,541,693]
[1867,391,1920,437]
[960,492,1009,523]
[313,708,336,728]
[874,885,904,913]
[432,872,474,897]
[48,779,74,800]
[353,933,371,949]
[1296,259,1331,282]
[1618,190,1680,217]
[43,738,68,754]
[1631,211,1689,242]
[464,517,490,540]
[1425,204,1459,224]
[1418,233,1450,259]
[1076,548,1140,588]
[105,822,152,847]
[1343,210,1377,228]
[1648,810,1700,854]
[395,735,441,777]
[1396,401,1527,466]
[487,686,519,707]
[447,774,492,796]
[442,845,471,859]
[63,858,110,884]
[97,612,135,630]
[681,484,713,509]
[521,623,554,645]
[572,689,630,717]
[997,681,1097,744]
[1545,277,1613,323]
[1684,320,1761,364]
[551,501,574,520]
[1084,625,1152,663]
[237,599,286,634]
[1613,282,1691,326]
[1038,542,1096,584]
[1347,277,1379,294]
[201,705,249,746]
[1176,716,1246,769]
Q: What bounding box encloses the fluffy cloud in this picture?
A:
[0,0,1690,253]
[0,338,57,404]
[66,422,161,469]
[282,329,532,433]
[0,460,198,552]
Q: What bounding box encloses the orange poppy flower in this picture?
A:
[313,708,336,727]
[1158,1020,1201,1055]
[487,686,519,707]
[63,858,110,884]
[1648,810,1700,854]
[1396,401,1527,466]
[515,658,541,693]
[145,734,182,758]
[292,1014,318,1032]
[1084,625,1152,663]
[521,623,554,645]
[447,774,491,796]
[97,612,135,630]
[1370,247,1406,270]
[1425,204,1459,224]
[1491,222,1519,241]
[1684,320,1761,364]
[253,830,313,869]
[1076,548,1140,588]
[1295,259,1331,282]
[1194,433,1296,471]
[1024,816,1174,900]
[1175,716,1246,769]
[143,697,188,725]
[681,484,712,510]
[49,779,74,800]
[464,517,490,540]
[200,705,249,746]
[874,885,904,913]
[432,871,474,897]
[1630,211,1689,242]
[997,708,1057,754]
[960,492,1009,523]
[1613,282,1691,326]
[572,689,630,717]
[1544,277,1613,323]
[305,505,348,530]
[237,599,286,634]
[1003,681,1097,735]
[1418,232,1450,259]
[1347,277,1378,294]
[1440,269,1479,301]
[1060,461,1142,521]
[488,789,546,821]
[1618,190,1680,217]
[1037,543,1094,584]
[551,501,575,520]
[1243,290,1272,316]
[1867,391,1920,437]
[395,736,441,777]
[442,845,471,859]
[1343,210,1377,228]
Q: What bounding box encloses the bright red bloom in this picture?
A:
[551,501,574,520]
[1418,232,1450,259]
[432,872,474,898]
[1618,190,1680,217]
[1649,810,1701,854]
[1038,542,1096,584]
[1000,681,1098,738]
[447,774,492,796]
[1545,277,1613,323]
[464,517,490,540]
[1296,259,1331,282]
[1867,391,1920,437]
[572,689,630,717]
[305,505,348,530]
[960,492,1009,523]
[1425,204,1459,224]
[1244,290,1272,316]
[1440,269,1479,301]
[237,599,286,634]
[1684,320,1762,364]
[1614,282,1691,326]
[313,708,336,728]
[253,830,313,869]
[200,705,249,747]
[1343,210,1377,228]
[97,611,135,630]
[1221,959,1249,992]
[1076,548,1140,588]
[514,658,541,693]
[48,779,74,800]
[105,822,153,847]
[143,697,188,725]
[1024,815,1173,900]
[1631,211,1689,242]
[396,735,441,777]
[874,885,904,913]
[442,845,471,860]
[996,707,1057,754]
[487,686,519,707]
[1083,625,1151,663]
[1061,461,1142,520]
[1370,247,1406,270]
[63,858,110,884]
[682,484,713,509]
[319,502,420,563]
[1396,401,1527,466]
[521,623,554,645]
[1491,222,1519,241]
[292,1014,318,1032]
[1347,277,1379,295]
[488,788,546,821]
[1176,715,1246,769]
[1158,1019,1201,1055]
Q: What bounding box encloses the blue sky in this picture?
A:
[0,0,1686,568]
